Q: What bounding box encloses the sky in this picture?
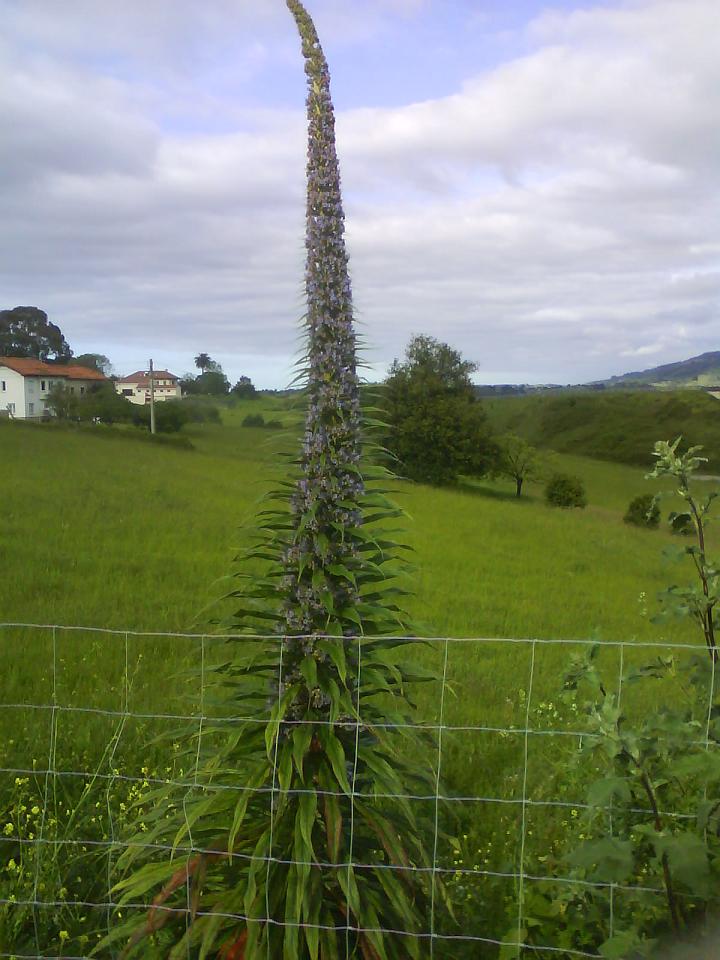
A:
[1,0,718,387]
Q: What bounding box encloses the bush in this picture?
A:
[242,413,265,427]
[180,398,221,424]
[265,419,283,430]
[624,493,660,528]
[545,472,587,508]
[132,400,191,434]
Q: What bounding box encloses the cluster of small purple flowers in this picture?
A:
[283,2,364,645]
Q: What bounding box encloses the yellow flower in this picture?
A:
[59,930,70,942]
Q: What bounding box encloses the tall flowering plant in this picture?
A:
[105,3,441,958]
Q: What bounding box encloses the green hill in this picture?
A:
[484,388,720,470]
[601,349,720,389]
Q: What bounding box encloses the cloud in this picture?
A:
[0,0,718,385]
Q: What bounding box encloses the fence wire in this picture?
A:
[0,622,716,959]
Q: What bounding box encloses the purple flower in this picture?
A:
[283,0,365,646]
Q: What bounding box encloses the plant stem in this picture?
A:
[639,769,682,932]
[683,478,717,659]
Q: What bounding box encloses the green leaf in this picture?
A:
[292,723,314,777]
[323,791,343,862]
[317,638,347,684]
[586,776,632,807]
[297,788,318,859]
[653,833,711,896]
[498,925,526,960]
[317,728,351,794]
[566,837,634,882]
[599,929,650,959]
[300,654,318,688]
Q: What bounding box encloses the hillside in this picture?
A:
[484,388,720,470]
[601,349,720,389]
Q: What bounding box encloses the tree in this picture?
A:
[179,373,200,395]
[73,353,112,375]
[45,381,133,424]
[195,369,229,395]
[193,352,213,374]
[81,383,133,423]
[45,382,79,420]
[496,434,546,497]
[384,334,496,484]
[0,306,72,360]
[231,375,257,399]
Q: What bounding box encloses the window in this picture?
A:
[41,380,46,391]
[122,389,133,397]
[1,381,5,391]
[80,386,85,395]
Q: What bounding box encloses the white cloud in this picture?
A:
[0,0,718,385]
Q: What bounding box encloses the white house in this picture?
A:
[115,370,182,405]
[0,357,107,419]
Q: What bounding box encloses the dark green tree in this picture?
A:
[73,353,112,375]
[384,334,496,484]
[81,383,133,423]
[45,382,133,424]
[195,369,230,395]
[44,382,79,420]
[0,307,72,360]
[231,375,257,399]
[194,352,212,374]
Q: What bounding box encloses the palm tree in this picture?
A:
[194,352,211,374]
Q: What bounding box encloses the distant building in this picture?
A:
[0,356,107,419]
[115,370,182,405]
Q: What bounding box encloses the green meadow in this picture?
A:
[1,402,717,955]
[0,403,712,782]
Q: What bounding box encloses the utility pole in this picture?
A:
[149,358,156,435]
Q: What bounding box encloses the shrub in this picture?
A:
[180,398,221,424]
[265,418,283,429]
[131,400,190,433]
[241,413,265,427]
[624,493,660,528]
[545,471,587,508]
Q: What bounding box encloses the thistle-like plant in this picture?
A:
[103,3,440,958]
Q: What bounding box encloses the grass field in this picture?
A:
[1,403,717,955]
[1,404,710,769]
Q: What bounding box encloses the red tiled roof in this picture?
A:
[0,357,107,380]
[117,370,179,385]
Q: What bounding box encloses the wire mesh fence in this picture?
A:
[0,622,717,958]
